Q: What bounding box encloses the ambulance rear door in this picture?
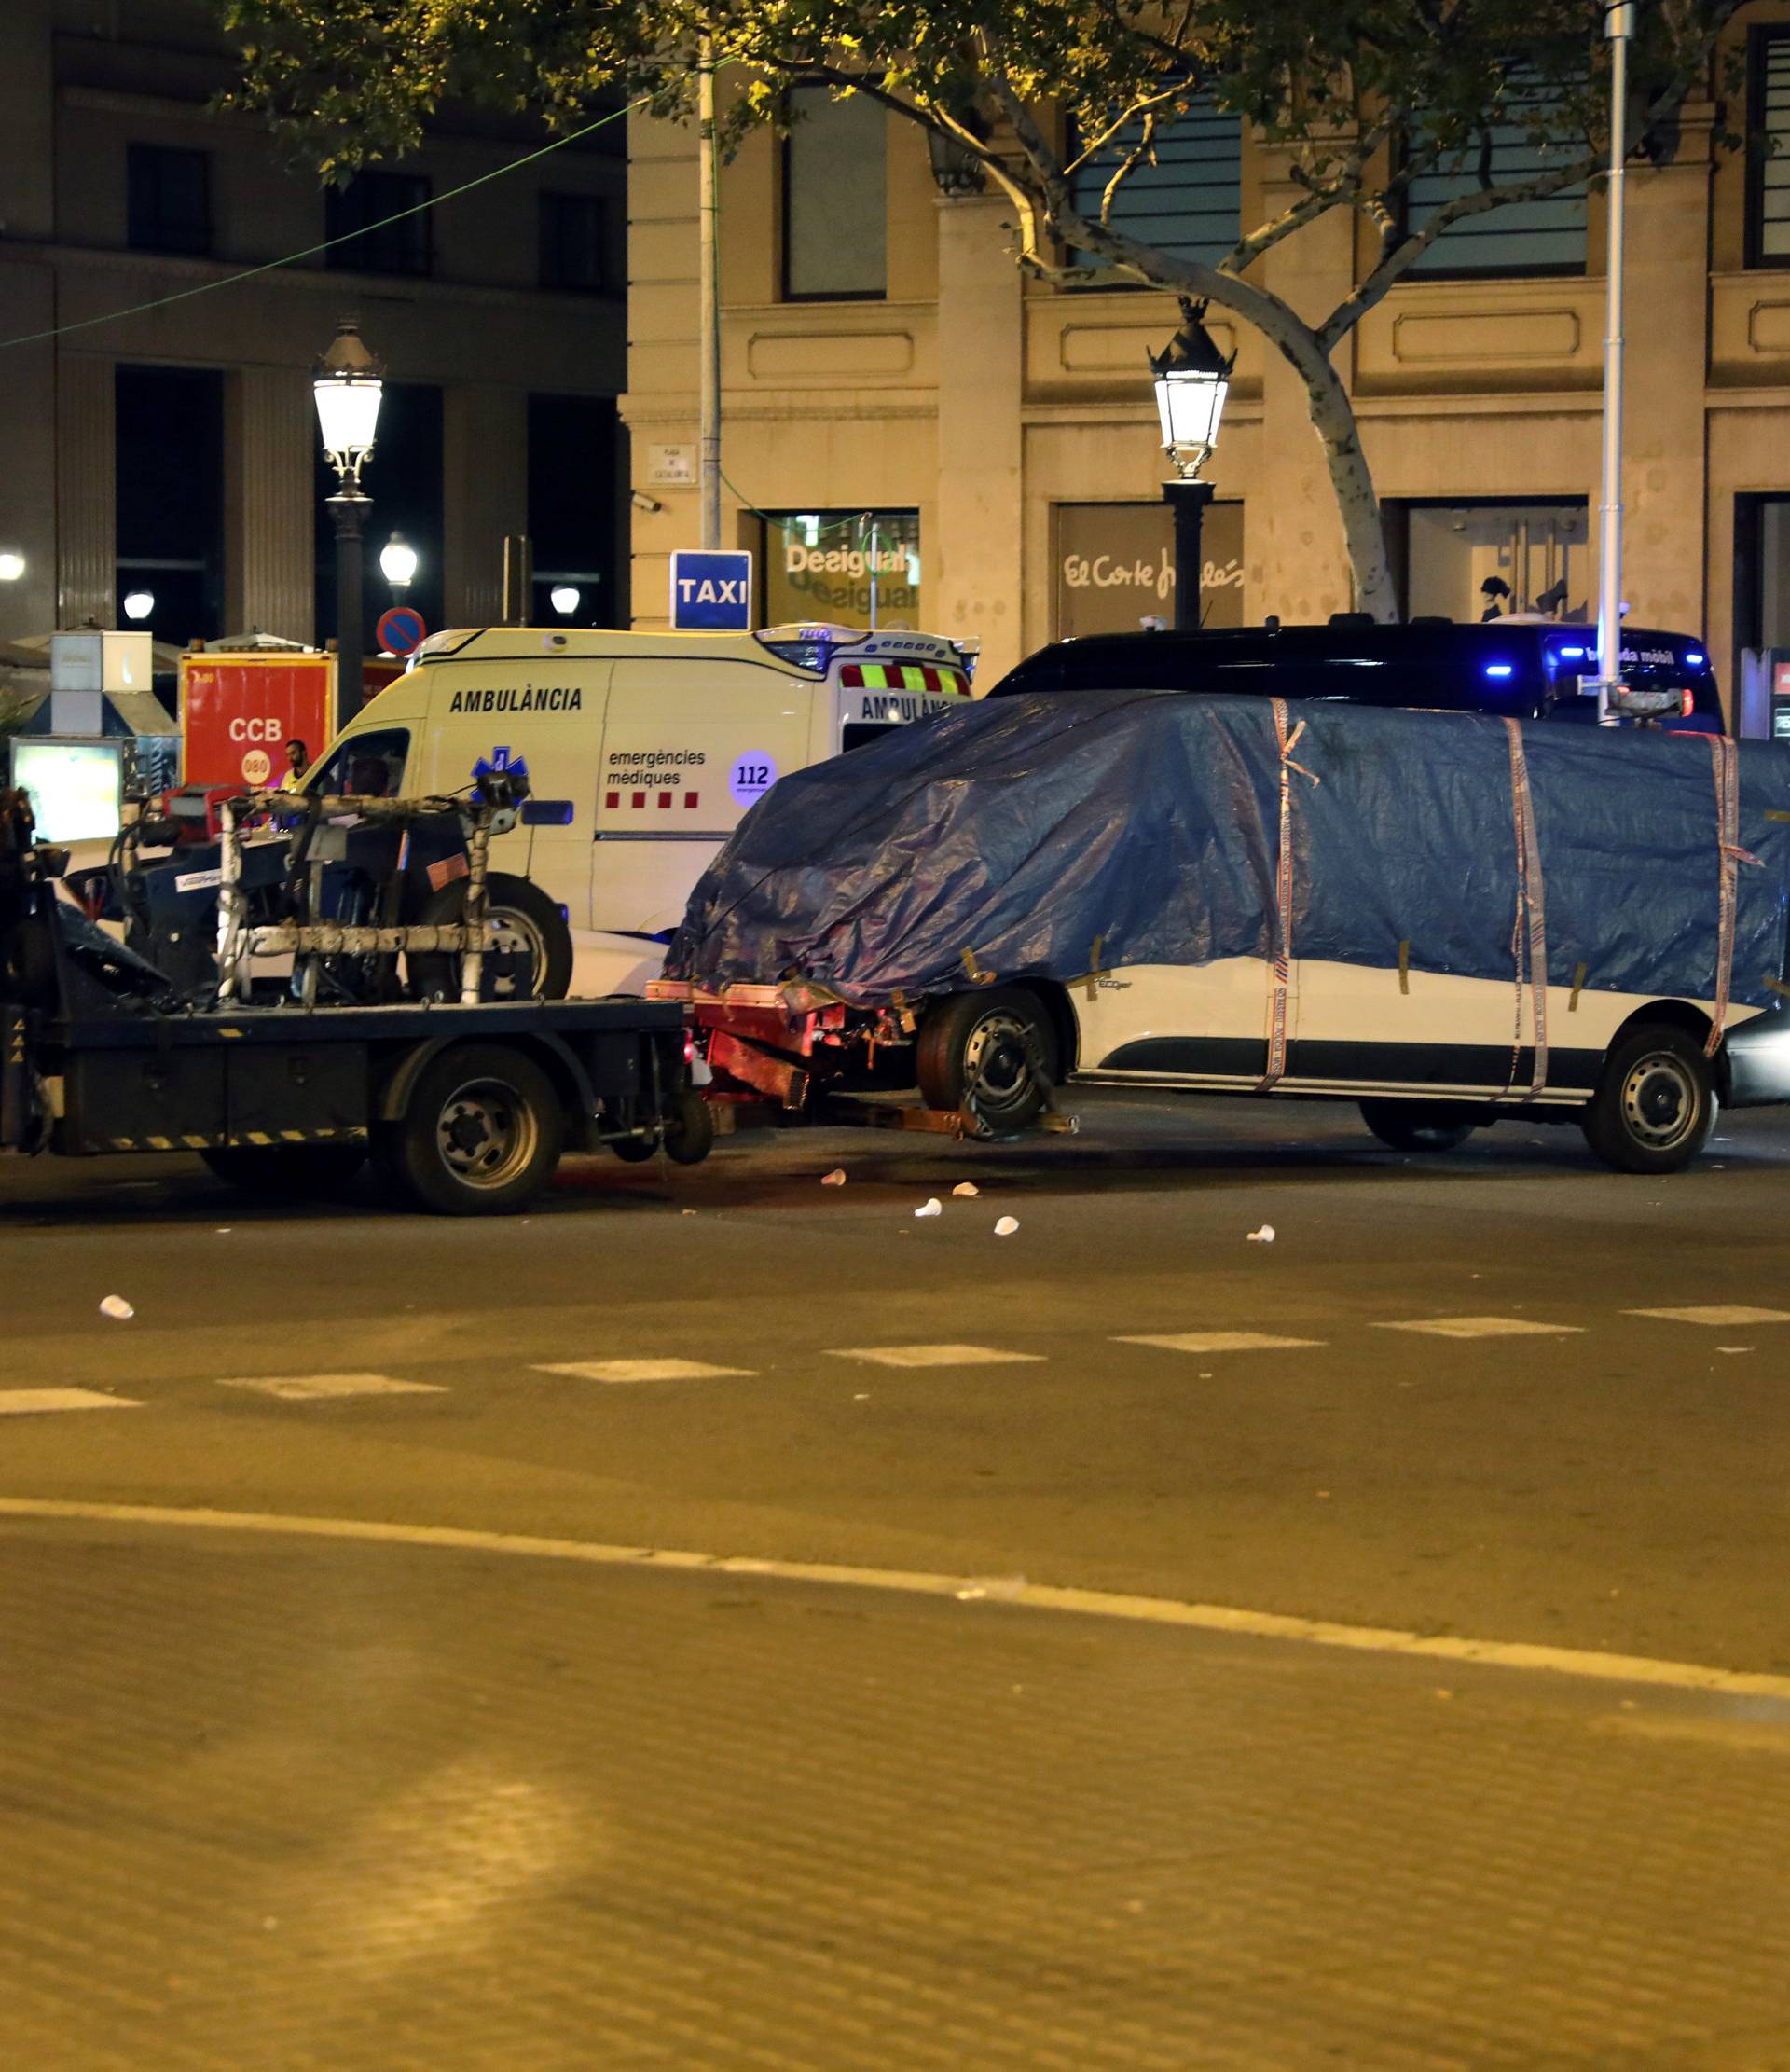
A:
[594,656,812,934]
[832,656,971,754]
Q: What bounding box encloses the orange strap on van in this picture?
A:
[1257,703,1318,1093]
[1503,721,1549,1099]
[1707,736,1762,1058]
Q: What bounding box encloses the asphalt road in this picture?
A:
[4,1088,1788,1673]
[9,1092,1790,2068]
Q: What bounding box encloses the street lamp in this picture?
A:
[549,585,581,617]
[1150,298,1233,632]
[926,110,991,198]
[122,590,155,622]
[313,317,384,725]
[379,531,418,591]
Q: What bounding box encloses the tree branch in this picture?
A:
[1317,151,1597,352]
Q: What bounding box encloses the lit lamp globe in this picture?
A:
[1149,300,1234,480]
[379,532,419,589]
[0,552,24,583]
[122,590,155,622]
[312,320,383,488]
[549,585,581,617]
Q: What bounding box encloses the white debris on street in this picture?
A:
[99,1295,135,1320]
[915,1198,943,1219]
[820,1169,847,1186]
[952,1182,980,1198]
[994,1216,1020,1236]
[1247,1224,1276,1244]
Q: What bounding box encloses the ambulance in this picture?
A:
[306,622,974,996]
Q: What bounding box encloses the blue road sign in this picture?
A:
[669,550,753,631]
[377,604,428,656]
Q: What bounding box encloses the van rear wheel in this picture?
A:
[916,989,1057,1137]
[1359,1099,1480,1153]
[1581,1021,1716,1174]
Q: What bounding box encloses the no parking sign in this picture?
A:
[377,605,428,657]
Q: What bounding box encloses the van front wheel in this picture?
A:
[1582,1022,1716,1174]
[916,989,1057,1136]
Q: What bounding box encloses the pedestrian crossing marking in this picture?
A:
[1625,1305,1790,1327]
[213,1373,447,1401]
[1117,1332,1325,1355]
[0,1388,141,1416]
[1375,1316,1583,1339]
[827,1344,1044,1368]
[533,1359,755,1384]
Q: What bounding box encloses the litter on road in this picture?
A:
[915,1198,943,1219]
[98,1295,134,1320]
[994,1216,1020,1236]
[820,1169,847,1186]
[952,1182,980,1198]
[1247,1224,1276,1243]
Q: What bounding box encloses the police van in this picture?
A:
[307,623,973,996]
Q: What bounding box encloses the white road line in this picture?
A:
[5,1495,1790,1705]
[0,1389,140,1416]
[213,1374,447,1402]
[532,1359,754,1385]
[826,1344,1045,1369]
[1375,1316,1584,1339]
[1626,1305,1790,1327]
[1118,1332,1325,1355]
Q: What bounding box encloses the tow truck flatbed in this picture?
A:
[2,785,708,1213]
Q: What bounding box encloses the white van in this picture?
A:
[308,623,972,995]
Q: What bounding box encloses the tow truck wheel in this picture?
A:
[609,1089,715,1165]
[200,1141,369,1196]
[408,875,572,1003]
[916,988,1058,1137]
[1358,1099,1480,1153]
[377,1043,564,1215]
[1581,1020,1716,1174]
[664,1086,715,1166]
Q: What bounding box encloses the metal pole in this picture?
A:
[1594,1,1634,725]
[1164,477,1214,632]
[329,490,367,731]
[697,33,723,552]
[501,533,533,622]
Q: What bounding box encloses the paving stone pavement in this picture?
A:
[2,1515,1789,2071]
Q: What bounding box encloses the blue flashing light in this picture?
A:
[1558,644,1587,659]
[1484,662,1514,679]
[1686,650,1706,668]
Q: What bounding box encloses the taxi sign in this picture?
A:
[670,550,753,631]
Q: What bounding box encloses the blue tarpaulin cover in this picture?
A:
[666,691,1790,1015]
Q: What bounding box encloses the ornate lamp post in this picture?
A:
[312,318,383,725]
[1150,300,1233,632]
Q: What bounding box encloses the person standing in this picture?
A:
[279,739,310,791]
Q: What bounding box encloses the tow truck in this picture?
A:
[0,780,709,1215]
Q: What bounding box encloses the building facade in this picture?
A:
[625,8,1790,710]
[0,0,628,658]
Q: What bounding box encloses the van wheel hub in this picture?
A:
[1622,1054,1694,1148]
[964,1014,1035,1112]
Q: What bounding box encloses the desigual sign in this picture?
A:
[766,511,922,632]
